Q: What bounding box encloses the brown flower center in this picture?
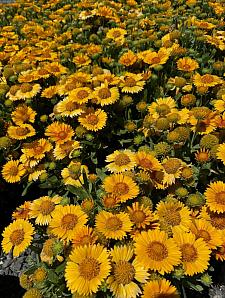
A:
[98,88,111,99]
[34,145,44,155]
[39,200,55,215]
[65,101,78,111]
[61,213,78,230]
[16,127,29,136]
[76,90,89,99]
[181,244,198,262]
[130,210,146,224]
[57,131,68,140]
[139,158,153,169]
[113,182,129,196]
[147,241,168,261]
[10,85,20,95]
[106,216,122,231]
[9,165,19,176]
[124,77,136,87]
[163,158,181,174]
[114,153,130,166]
[111,30,122,38]
[156,104,170,116]
[151,56,161,64]
[215,191,225,205]
[51,66,60,73]
[201,74,214,84]
[114,261,135,285]
[197,229,211,242]
[79,257,100,280]
[38,69,50,76]
[182,63,191,70]
[86,114,99,125]
[20,83,33,93]
[210,212,225,230]
[163,209,181,226]
[10,229,25,245]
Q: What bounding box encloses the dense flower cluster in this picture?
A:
[0,0,225,297]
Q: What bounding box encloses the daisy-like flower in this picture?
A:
[11,105,36,125]
[193,73,223,87]
[45,62,68,76]
[2,160,26,183]
[142,279,180,298]
[127,202,156,229]
[173,230,211,276]
[119,50,137,66]
[41,86,58,98]
[134,229,181,274]
[2,219,34,257]
[95,210,132,240]
[78,108,107,131]
[213,95,225,113]
[53,140,81,160]
[73,54,91,67]
[105,149,136,173]
[200,206,225,231]
[45,122,74,144]
[7,124,36,140]
[205,181,225,213]
[56,98,85,118]
[29,196,62,225]
[135,151,162,172]
[103,173,139,203]
[15,83,41,100]
[65,244,111,295]
[161,158,183,186]
[142,47,170,68]
[107,245,149,298]
[215,230,225,261]
[49,205,88,241]
[61,161,89,187]
[28,168,47,182]
[148,97,177,119]
[93,82,120,106]
[40,237,63,265]
[189,219,222,250]
[68,87,92,104]
[106,28,127,43]
[177,57,199,72]
[72,226,98,247]
[120,72,145,93]
[12,202,31,220]
[216,143,225,165]
[22,138,52,160]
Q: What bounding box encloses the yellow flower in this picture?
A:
[65,244,111,295]
[2,160,26,183]
[148,97,177,119]
[61,161,89,187]
[119,50,137,66]
[142,47,170,68]
[200,206,225,231]
[73,54,91,67]
[22,138,52,160]
[161,158,183,186]
[213,95,225,112]
[127,202,156,229]
[56,98,85,118]
[45,122,74,144]
[135,151,162,172]
[120,72,145,93]
[2,219,34,257]
[142,279,180,298]
[29,196,62,225]
[78,108,107,131]
[11,105,36,125]
[95,210,132,239]
[215,230,225,261]
[41,86,58,98]
[189,219,222,250]
[7,124,36,140]
[105,149,136,173]
[205,181,225,213]
[106,28,127,43]
[72,226,98,247]
[45,62,68,76]
[177,57,199,72]
[12,201,31,220]
[193,73,223,87]
[107,245,149,298]
[68,87,92,104]
[134,230,181,274]
[93,82,120,106]
[216,143,225,165]
[103,173,139,203]
[15,83,41,100]
[49,205,88,241]
[173,230,211,276]
[53,140,81,160]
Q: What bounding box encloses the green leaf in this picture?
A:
[22,182,33,196]
[96,168,107,181]
[47,270,59,284]
[67,185,88,199]
[24,266,37,275]
[55,262,66,274]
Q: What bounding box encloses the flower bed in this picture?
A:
[0,0,225,297]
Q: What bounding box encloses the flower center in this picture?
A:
[182,63,191,70]
[111,30,122,38]
[76,90,89,99]
[16,127,29,136]
[113,182,129,196]
[34,145,44,155]
[201,74,214,84]
[163,158,181,174]
[139,158,153,169]
[181,244,197,262]
[9,165,19,176]
[106,216,123,231]
[65,83,75,92]
[98,88,111,99]
[38,69,49,75]
[10,85,20,95]
[151,56,161,64]
[147,241,168,261]
[156,104,170,116]
[163,209,181,226]
[124,77,136,87]
[210,213,225,230]
[39,200,55,215]
[130,210,146,224]
[215,191,225,205]
[197,229,211,242]
[57,131,68,140]
[10,229,25,245]
[61,213,78,230]
[114,261,135,285]
[65,101,78,111]
[20,83,33,93]
[51,66,60,73]
[79,257,100,280]
[103,195,118,208]
[86,114,99,125]
[114,153,130,166]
